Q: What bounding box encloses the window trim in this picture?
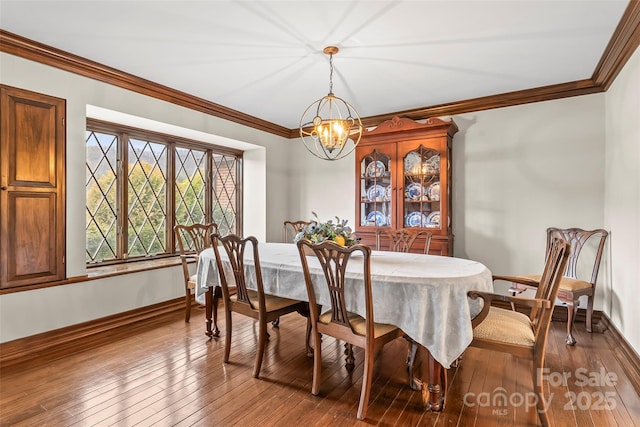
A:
[86,118,242,266]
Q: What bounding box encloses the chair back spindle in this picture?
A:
[306,242,371,332]
[175,223,218,254]
[212,234,265,312]
[376,229,433,254]
[546,227,608,284]
[283,220,311,242]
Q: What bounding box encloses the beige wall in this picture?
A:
[605,45,640,354]
[451,95,606,296]
[285,143,356,233]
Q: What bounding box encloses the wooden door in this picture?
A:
[0,85,66,289]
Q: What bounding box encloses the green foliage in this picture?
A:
[87,159,237,261]
[175,171,205,225]
[86,169,117,262]
[293,211,357,246]
[127,161,167,256]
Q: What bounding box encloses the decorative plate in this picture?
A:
[367,211,387,226]
[365,160,386,177]
[405,211,428,228]
[404,152,421,175]
[385,185,392,201]
[426,211,441,227]
[367,184,385,202]
[423,154,440,175]
[405,182,424,201]
[427,181,440,201]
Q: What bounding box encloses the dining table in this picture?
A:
[195,242,493,411]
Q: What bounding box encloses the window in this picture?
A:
[86,119,242,264]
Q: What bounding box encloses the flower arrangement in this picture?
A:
[293,212,358,247]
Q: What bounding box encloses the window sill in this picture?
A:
[86,257,187,280]
[0,257,187,295]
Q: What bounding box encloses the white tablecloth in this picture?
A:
[196,242,493,368]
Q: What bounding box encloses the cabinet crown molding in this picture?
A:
[364,116,458,137]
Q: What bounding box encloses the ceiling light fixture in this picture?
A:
[299,46,363,161]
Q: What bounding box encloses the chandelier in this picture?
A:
[299,46,363,161]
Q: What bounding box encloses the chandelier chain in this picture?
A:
[328,53,334,94]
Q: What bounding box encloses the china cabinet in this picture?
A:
[355,116,458,256]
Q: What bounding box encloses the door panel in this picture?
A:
[7,193,56,281]
[12,100,57,186]
[1,85,66,289]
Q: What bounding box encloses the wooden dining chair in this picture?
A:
[174,223,220,328]
[297,239,405,420]
[468,237,570,427]
[375,229,433,254]
[509,227,608,345]
[212,233,309,378]
[283,220,310,242]
[375,227,433,386]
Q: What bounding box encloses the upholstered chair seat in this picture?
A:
[230,290,303,312]
[519,274,592,291]
[472,307,534,347]
[318,311,398,338]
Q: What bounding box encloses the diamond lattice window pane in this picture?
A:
[175,147,207,226]
[127,138,167,257]
[86,130,118,262]
[212,155,238,236]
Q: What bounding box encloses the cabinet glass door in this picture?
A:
[402,146,441,229]
[360,150,392,228]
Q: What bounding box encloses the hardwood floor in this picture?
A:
[1,307,638,426]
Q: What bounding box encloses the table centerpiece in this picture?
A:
[293,212,358,249]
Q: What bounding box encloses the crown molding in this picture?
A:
[356,79,603,131]
[0,30,291,138]
[593,0,640,90]
[3,0,640,140]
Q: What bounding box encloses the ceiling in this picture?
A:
[0,1,632,131]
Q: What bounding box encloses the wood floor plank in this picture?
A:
[373,343,422,425]
[234,344,344,426]
[577,326,639,427]
[454,345,492,425]
[1,309,638,427]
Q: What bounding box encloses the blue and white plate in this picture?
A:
[423,154,440,175]
[385,185,392,201]
[365,160,386,177]
[426,211,441,227]
[405,211,428,227]
[367,184,385,201]
[367,211,387,226]
[427,181,440,201]
[404,152,421,174]
[405,182,424,201]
